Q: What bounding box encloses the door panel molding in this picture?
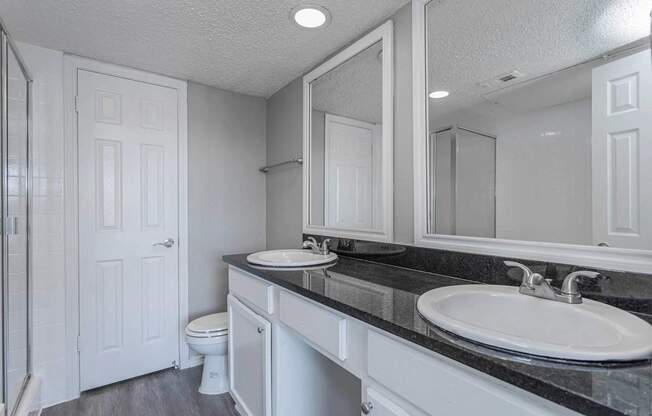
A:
[63,54,188,401]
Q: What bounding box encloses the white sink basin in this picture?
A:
[247,249,337,268]
[417,285,652,362]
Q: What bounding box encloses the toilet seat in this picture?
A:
[186,312,228,338]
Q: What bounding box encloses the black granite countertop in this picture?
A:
[223,254,652,416]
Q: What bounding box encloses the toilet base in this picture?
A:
[198,355,229,395]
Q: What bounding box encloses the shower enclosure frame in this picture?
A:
[0,17,33,416]
[427,125,497,238]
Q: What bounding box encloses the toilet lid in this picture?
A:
[186,312,228,335]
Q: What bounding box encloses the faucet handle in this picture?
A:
[302,237,318,249]
[504,261,543,287]
[504,261,532,276]
[561,271,600,295]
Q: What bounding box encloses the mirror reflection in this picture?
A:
[309,40,384,232]
[426,0,652,250]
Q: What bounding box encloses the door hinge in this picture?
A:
[74,95,79,113]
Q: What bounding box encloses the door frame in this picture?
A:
[63,55,189,400]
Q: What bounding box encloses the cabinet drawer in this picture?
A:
[279,291,347,360]
[367,330,574,416]
[229,267,275,314]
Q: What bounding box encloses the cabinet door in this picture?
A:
[363,387,412,416]
[228,295,272,416]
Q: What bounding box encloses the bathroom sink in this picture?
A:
[246,249,337,267]
[417,285,652,362]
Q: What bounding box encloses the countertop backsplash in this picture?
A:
[304,234,652,319]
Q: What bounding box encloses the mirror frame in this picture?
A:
[303,20,394,242]
[411,0,652,273]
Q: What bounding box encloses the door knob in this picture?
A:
[153,238,175,248]
[361,401,373,414]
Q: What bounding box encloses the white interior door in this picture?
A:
[77,69,180,390]
[592,49,652,250]
[325,114,378,230]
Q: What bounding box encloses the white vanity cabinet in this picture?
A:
[227,294,272,416]
[227,266,582,416]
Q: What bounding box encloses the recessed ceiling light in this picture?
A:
[429,90,450,99]
[291,5,331,29]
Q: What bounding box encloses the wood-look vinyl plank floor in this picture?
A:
[43,367,238,416]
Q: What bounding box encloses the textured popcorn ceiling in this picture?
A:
[427,0,652,126]
[312,41,382,124]
[0,0,407,97]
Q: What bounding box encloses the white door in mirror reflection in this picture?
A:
[592,49,652,250]
[325,114,382,230]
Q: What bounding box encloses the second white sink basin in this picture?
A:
[247,249,337,267]
[417,285,652,362]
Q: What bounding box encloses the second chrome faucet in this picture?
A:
[505,261,600,304]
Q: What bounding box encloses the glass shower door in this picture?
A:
[2,34,30,414]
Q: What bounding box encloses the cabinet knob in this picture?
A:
[361,401,373,414]
[257,327,264,334]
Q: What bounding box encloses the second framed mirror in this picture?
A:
[303,21,394,242]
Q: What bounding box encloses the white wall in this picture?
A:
[16,42,67,407]
[187,82,267,320]
[496,99,592,244]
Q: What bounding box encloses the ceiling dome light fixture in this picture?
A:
[292,5,331,29]
[429,90,450,99]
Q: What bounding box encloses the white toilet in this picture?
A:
[185,312,229,395]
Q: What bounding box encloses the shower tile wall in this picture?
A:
[18,42,67,407]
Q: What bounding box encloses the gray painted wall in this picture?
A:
[310,109,325,225]
[392,4,414,244]
[188,82,267,319]
[265,4,413,247]
[265,78,304,249]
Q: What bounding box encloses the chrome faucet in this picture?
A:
[302,237,331,255]
[504,261,600,304]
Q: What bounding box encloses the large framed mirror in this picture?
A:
[303,21,394,242]
[413,0,652,272]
